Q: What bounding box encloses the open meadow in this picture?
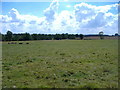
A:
[2,40,118,88]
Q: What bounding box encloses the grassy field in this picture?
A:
[2,40,118,88]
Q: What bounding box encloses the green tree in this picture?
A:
[54,34,62,40]
[61,33,68,39]
[79,34,84,40]
[115,33,118,36]
[99,31,104,39]
[68,34,75,39]
[12,34,20,41]
[6,31,13,41]
[31,34,38,40]
[0,33,2,41]
[23,33,31,40]
[2,34,5,41]
[75,34,79,37]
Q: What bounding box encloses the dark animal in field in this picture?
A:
[11,42,14,44]
[26,43,29,44]
[8,42,29,44]
[8,42,17,44]
[12,42,17,44]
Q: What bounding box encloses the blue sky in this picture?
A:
[1,0,118,35]
[2,2,117,16]
[2,2,51,17]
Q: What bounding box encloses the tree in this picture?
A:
[1,32,87,41]
[23,33,31,40]
[6,31,13,41]
[75,34,79,37]
[64,33,68,39]
[54,34,62,40]
[2,34,5,41]
[68,34,75,39]
[79,34,84,40]
[115,33,119,36]
[0,33,2,41]
[99,31,104,39]
[12,34,20,41]
[61,33,68,39]
[31,34,38,40]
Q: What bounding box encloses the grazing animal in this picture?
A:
[8,42,17,44]
[11,42,14,44]
[12,42,17,44]
[26,43,29,44]
[19,43,23,44]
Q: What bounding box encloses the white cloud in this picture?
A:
[96,3,118,13]
[44,0,59,23]
[66,5,71,8]
[1,15,11,23]
[51,10,79,33]
[9,8,21,22]
[73,3,118,34]
[1,2,118,35]
[74,3,96,22]
[82,12,106,28]
[63,0,69,2]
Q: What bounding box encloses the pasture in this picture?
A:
[2,40,118,88]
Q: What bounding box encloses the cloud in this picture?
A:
[66,5,71,8]
[1,15,11,23]
[73,3,118,34]
[1,2,118,35]
[82,12,106,28]
[9,8,21,22]
[44,0,59,23]
[74,3,96,22]
[1,8,47,33]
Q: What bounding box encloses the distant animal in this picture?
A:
[26,43,29,44]
[11,42,14,44]
[8,42,17,44]
[11,42,17,44]
[19,43,23,44]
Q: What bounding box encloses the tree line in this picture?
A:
[0,31,84,41]
[0,31,119,41]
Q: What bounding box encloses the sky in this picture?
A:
[0,0,119,35]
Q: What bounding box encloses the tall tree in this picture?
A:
[2,34,5,41]
[99,31,104,39]
[62,33,68,39]
[115,33,119,36]
[68,34,75,39]
[31,34,38,40]
[79,34,84,40]
[6,31,13,41]
[54,34,62,40]
[12,34,20,41]
[23,33,31,40]
[0,33,2,41]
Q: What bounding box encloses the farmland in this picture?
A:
[2,40,118,88]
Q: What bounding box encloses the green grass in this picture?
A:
[2,40,118,88]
